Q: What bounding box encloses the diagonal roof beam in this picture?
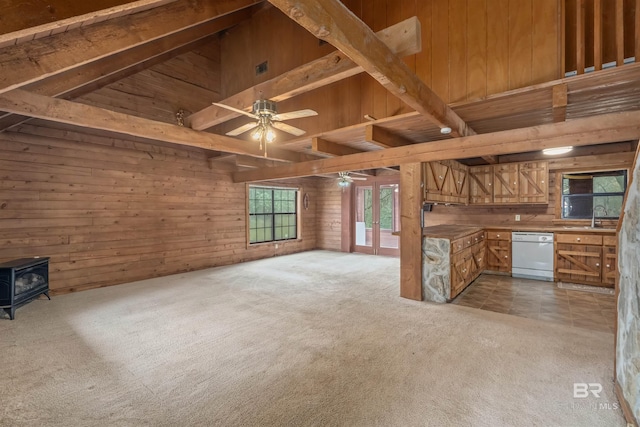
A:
[0,0,263,95]
[0,89,310,163]
[0,8,254,132]
[268,0,474,138]
[186,16,421,130]
[232,110,640,182]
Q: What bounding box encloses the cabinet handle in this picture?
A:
[504,255,508,258]
[577,238,581,242]
[439,175,443,180]
[488,183,492,186]
[606,264,610,268]
[496,234,500,237]
[541,180,545,184]
[596,263,600,267]
[513,182,517,185]
[478,258,483,262]
[463,268,467,273]
[475,238,478,241]
[467,241,471,244]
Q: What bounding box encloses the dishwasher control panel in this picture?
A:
[512,232,554,243]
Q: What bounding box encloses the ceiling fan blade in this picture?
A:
[212,102,258,119]
[272,109,318,121]
[350,177,368,180]
[271,121,306,136]
[226,122,258,136]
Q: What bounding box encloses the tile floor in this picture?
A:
[452,274,617,333]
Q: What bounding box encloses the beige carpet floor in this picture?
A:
[0,250,624,426]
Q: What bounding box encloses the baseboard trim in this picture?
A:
[615,381,638,427]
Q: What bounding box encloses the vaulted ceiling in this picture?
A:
[0,0,639,182]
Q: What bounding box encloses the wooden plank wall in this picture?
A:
[315,179,343,251]
[78,43,222,125]
[0,124,318,294]
[217,0,561,137]
[422,151,635,228]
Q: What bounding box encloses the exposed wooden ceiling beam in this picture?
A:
[0,8,253,132]
[0,0,176,47]
[232,110,640,182]
[365,125,412,148]
[313,137,363,156]
[267,0,474,138]
[0,0,262,95]
[0,89,311,163]
[186,16,421,131]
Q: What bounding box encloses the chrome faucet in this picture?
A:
[592,205,607,228]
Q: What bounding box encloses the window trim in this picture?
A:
[553,167,629,225]
[246,184,302,247]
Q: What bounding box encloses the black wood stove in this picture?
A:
[0,257,50,320]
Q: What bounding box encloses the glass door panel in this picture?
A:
[354,185,374,254]
[378,183,400,255]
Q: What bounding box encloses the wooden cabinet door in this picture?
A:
[469,165,493,204]
[602,246,617,287]
[451,252,468,297]
[486,239,511,272]
[518,161,549,204]
[472,242,486,274]
[423,161,450,202]
[445,161,469,204]
[555,243,603,284]
[493,164,519,204]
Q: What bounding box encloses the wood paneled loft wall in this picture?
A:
[0,124,319,294]
[564,0,637,74]
[217,0,561,137]
[77,43,222,125]
[422,150,635,228]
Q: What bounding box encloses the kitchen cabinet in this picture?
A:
[518,161,549,203]
[468,165,493,204]
[602,235,617,286]
[423,160,468,205]
[492,164,519,204]
[469,161,549,205]
[421,226,485,301]
[555,233,606,286]
[485,230,511,273]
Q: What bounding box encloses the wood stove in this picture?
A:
[0,257,50,320]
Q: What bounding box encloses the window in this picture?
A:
[561,170,627,219]
[248,186,298,244]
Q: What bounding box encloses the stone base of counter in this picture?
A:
[422,237,450,303]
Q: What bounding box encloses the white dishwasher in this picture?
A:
[511,232,554,281]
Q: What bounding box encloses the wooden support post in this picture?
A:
[576,0,585,75]
[594,0,603,71]
[552,83,568,122]
[340,184,352,253]
[400,162,423,301]
[636,0,640,61]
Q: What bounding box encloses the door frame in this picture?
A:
[350,175,400,257]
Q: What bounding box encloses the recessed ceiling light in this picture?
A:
[440,127,452,135]
[542,146,573,155]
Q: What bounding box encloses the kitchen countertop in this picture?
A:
[422,225,484,239]
[480,225,616,234]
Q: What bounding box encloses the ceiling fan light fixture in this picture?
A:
[542,146,573,155]
[338,179,350,188]
[265,127,276,143]
[251,126,264,141]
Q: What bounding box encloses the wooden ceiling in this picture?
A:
[0,0,639,181]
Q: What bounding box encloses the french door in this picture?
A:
[353,178,400,256]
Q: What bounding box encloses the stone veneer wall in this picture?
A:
[422,236,450,303]
[616,156,640,423]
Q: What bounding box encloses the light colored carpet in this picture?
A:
[0,250,624,426]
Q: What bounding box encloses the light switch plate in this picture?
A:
[515,214,521,221]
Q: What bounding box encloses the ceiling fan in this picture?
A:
[213,99,317,150]
[337,172,367,188]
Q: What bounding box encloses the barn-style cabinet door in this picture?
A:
[445,161,469,204]
[518,161,549,203]
[423,161,450,202]
[492,164,519,203]
[468,165,493,204]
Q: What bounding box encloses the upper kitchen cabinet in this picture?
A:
[468,165,493,204]
[423,160,469,205]
[518,162,549,204]
[469,161,549,205]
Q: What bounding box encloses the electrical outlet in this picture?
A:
[515,214,521,221]
[275,244,278,249]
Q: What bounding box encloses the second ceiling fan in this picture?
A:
[214,99,317,150]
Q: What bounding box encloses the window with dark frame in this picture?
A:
[561,170,627,220]
[248,186,298,244]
